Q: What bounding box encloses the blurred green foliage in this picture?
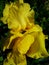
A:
[0,0,49,65]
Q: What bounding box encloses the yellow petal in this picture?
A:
[1,4,10,24]
[26,36,41,59]
[26,25,42,34]
[4,50,27,65]
[7,32,23,49]
[19,16,27,30]
[7,18,20,29]
[26,32,49,59]
[3,56,16,65]
[19,3,31,17]
[19,0,24,3]
[17,34,34,54]
[3,4,9,17]
[37,32,49,56]
[13,50,27,65]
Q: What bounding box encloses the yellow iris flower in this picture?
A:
[1,0,49,65]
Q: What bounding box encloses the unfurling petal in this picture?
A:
[26,32,49,59]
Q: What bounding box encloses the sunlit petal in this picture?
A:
[26,32,49,59]
[17,34,34,54]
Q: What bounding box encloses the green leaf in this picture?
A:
[0,57,3,61]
